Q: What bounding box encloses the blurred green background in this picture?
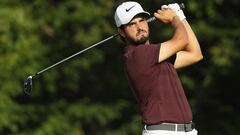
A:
[0,0,239,135]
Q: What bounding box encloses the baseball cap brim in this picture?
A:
[121,12,150,26]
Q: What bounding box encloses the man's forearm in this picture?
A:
[171,16,189,48]
[182,20,203,59]
[173,20,203,68]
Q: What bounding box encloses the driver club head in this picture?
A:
[24,76,33,95]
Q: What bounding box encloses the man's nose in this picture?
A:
[136,23,141,30]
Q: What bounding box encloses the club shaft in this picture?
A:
[147,17,156,23]
[33,33,119,78]
[32,3,185,78]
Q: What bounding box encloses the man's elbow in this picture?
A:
[193,53,203,63]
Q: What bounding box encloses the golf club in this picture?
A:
[24,3,185,95]
[24,33,119,95]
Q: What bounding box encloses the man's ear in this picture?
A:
[117,28,126,38]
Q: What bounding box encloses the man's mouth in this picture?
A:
[136,30,147,37]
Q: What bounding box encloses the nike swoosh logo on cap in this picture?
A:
[126,5,135,12]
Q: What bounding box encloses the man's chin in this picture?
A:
[133,36,149,45]
[126,35,149,46]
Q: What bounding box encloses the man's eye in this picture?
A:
[128,23,135,26]
[140,19,146,22]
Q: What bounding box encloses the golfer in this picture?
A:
[114,1,203,135]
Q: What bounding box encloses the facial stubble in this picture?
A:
[126,30,149,45]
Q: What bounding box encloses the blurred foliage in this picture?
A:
[0,0,239,135]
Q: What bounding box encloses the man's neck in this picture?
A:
[126,40,150,46]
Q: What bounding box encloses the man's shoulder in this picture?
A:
[125,43,160,50]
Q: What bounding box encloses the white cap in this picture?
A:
[114,1,150,27]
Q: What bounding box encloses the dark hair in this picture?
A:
[118,26,126,42]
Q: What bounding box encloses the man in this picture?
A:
[114,1,203,135]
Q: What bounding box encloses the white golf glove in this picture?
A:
[161,5,168,9]
[161,3,186,21]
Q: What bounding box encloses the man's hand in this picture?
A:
[154,8,179,24]
[162,3,186,21]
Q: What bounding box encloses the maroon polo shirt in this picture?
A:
[124,43,192,125]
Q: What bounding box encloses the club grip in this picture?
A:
[147,3,185,23]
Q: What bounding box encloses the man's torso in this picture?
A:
[124,43,192,125]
